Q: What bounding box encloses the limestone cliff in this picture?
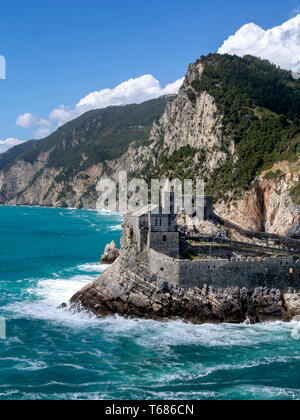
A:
[215,161,300,236]
[0,97,172,209]
[1,54,300,238]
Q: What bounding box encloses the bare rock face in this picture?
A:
[100,241,120,265]
[177,215,228,238]
[215,161,299,236]
[69,256,296,324]
[284,293,300,317]
[286,219,300,238]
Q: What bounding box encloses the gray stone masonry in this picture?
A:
[149,249,300,291]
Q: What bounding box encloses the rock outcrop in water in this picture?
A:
[68,217,300,324]
[70,258,300,324]
[100,241,120,265]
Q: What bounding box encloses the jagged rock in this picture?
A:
[67,218,300,324]
[69,255,298,324]
[286,218,300,238]
[100,241,120,265]
[215,161,299,237]
[284,293,300,317]
[1,56,299,240]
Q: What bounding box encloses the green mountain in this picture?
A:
[0,96,172,207]
[193,54,300,200]
[134,54,300,203]
[0,96,171,174]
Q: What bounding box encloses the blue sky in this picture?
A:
[0,0,300,149]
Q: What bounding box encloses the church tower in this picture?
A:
[147,190,180,258]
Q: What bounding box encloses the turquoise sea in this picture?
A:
[0,206,300,400]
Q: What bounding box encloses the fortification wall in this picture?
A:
[148,249,300,290]
[148,232,180,258]
[148,250,181,287]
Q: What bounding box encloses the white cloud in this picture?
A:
[0,138,25,154]
[15,112,53,139]
[35,127,52,138]
[49,74,184,126]
[218,14,300,73]
[16,112,37,128]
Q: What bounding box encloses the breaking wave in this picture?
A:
[1,206,300,400]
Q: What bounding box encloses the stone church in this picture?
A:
[129,192,214,258]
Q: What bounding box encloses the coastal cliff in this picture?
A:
[1,54,299,238]
[68,217,300,324]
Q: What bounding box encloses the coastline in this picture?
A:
[68,215,300,325]
[3,204,299,325]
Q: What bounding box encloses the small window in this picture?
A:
[163,235,167,242]
[160,267,164,272]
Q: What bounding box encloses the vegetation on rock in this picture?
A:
[190,54,300,199]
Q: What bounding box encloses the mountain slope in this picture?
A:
[0,96,172,207]
[122,54,300,234]
[133,54,300,196]
[1,54,299,235]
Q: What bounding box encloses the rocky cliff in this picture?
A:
[215,161,300,236]
[1,54,300,236]
[0,97,172,209]
[68,217,300,324]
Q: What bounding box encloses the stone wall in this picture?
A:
[148,249,300,291]
[149,213,177,232]
[129,215,148,252]
[148,232,180,258]
[148,249,181,286]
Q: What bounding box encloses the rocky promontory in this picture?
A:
[68,218,300,324]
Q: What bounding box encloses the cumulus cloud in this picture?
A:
[16,112,52,139]
[218,14,300,73]
[34,127,52,138]
[0,138,25,154]
[16,112,51,129]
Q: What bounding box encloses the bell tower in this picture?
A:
[147,190,180,258]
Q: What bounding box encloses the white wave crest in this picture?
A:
[77,263,110,273]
